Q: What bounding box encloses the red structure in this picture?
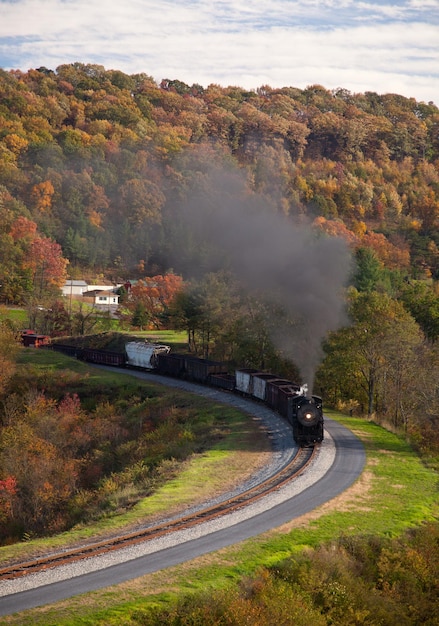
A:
[21,330,51,347]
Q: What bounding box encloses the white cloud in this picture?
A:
[0,0,438,104]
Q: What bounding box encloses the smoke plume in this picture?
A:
[169,157,352,392]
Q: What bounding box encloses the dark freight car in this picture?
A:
[184,357,228,383]
[51,343,84,358]
[265,378,297,411]
[81,348,126,367]
[209,373,236,392]
[156,353,187,377]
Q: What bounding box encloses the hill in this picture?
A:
[0,63,438,289]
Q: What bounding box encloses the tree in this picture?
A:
[39,299,70,336]
[30,180,55,213]
[0,321,19,397]
[128,273,184,329]
[168,288,202,352]
[400,282,439,342]
[131,301,149,330]
[24,235,69,299]
[169,272,243,359]
[71,301,104,336]
[352,247,385,292]
[319,291,423,418]
[118,178,165,225]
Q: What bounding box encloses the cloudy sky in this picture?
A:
[1,0,438,104]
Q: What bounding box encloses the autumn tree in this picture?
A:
[0,320,20,397]
[5,216,68,309]
[30,180,55,213]
[118,178,165,226]
[128,273,184,329]
[0,394,78,534]
[0,476,17,532]
[24,235,68,298]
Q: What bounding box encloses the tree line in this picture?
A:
[0,63,438,289]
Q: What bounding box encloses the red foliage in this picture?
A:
[9,216,37,242]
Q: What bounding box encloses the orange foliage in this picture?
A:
[0,475,17,524]
[88,209,103,228]
[24,236,69,289]
[130,273,184,327]
[31,180,55,213]
[9,216,37,241]
[312,216,358,246]
[362,231,411,270]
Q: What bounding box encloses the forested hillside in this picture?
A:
[1,62,438,456]
[1,63,438,285]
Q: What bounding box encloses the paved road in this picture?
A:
[0,372,365,617]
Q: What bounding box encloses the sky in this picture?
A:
[0,0,438,105]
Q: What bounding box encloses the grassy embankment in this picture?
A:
[0,351,437,625]
[0,347,269,564]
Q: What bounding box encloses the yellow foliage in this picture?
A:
[4,133,28,156]
[88,209,103,228]
[31,180,55,213]
[352,220,367,237]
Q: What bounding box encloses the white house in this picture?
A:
[82,289,120,306]
[61,280,88,297]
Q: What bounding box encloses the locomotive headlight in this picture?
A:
[304,411,313,420]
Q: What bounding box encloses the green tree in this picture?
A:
[132,301,149,330]
[352,247,385,292]
[319,290,423,418]
[400,281,439,342]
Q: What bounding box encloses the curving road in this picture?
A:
[0,371,365,617]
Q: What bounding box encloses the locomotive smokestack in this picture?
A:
[299,383,309,398]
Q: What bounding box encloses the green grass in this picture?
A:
[2,405,438,625]
[131,329,188,345]
[0,306,27,325]
[0,306,187,347]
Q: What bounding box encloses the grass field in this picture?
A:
[0,307,27,325]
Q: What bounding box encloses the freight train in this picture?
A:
[49,340,324,446]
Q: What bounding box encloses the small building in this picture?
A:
[62,280,89,297]
[82,289,120,306]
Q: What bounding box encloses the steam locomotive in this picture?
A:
[50,340,324,447]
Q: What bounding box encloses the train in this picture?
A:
[48,340,324,446]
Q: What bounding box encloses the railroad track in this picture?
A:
[0,445,316,582]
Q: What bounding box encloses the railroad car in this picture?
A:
[125,341,170,369]
[81,347,126,367]
[155,352,187,377]
[50,342,83,358]
[49,340,323,447]
[21,330,51,348]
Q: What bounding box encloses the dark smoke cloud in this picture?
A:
[170,158,352,392]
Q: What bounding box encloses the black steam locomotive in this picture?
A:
[50,341,324,447]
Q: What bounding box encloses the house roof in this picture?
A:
[64,280,88,286]
[83,289,118,296]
